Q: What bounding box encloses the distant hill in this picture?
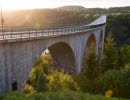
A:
[56,5,86,10]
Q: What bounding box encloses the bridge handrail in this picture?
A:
[0,23,105,40]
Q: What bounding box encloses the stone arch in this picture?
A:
[98,30,103,58]
[86,34,96,52]
[82,33,96,68]
[48,42,76,75]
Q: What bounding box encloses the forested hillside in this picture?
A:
[106,13,130,45]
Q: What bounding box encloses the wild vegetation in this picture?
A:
[8,33,126,99]
[77,33,130,99]
[1,91,128,100]
[0,34,130,100]
[24,54,79,93]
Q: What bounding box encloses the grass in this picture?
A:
[0,91,128,100]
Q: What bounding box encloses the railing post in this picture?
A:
[11,27,13,39]
[42,28,43,36]
[2,28,4,39]
[36,28,37,37]
[47,28,48,36]
[53,27,54,36]
[47,27,49,36]
[29,27,30,37]
[57,28,58,35]
[21,28,22,38]
[65,27,66,34]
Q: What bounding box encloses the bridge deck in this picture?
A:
[0,23,105,41]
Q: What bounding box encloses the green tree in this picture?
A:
[82,44,99,80]
[119,44,130,65]
[76,44,100,92]
[26,64,49,93]
[25,54,53,93]
[102,33,119,71]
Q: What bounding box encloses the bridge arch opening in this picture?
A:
[24,42,76,91]
[82,34,96,68]
[98,30,103,58]
[29,42,76,76]
[48,42,76,75]
[86,34,96,53]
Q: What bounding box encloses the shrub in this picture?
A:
[25,54,53,93]
[95,66,130,99]
[95,69,124,96]
[23,84,35,94]
[48,70,80,92]
[77,65,130,99]
[120,64,130,98]
[76,72,97,93]
[26,64,49,92]
[118,44,130,66]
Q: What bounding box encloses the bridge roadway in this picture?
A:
[0,23,105,40]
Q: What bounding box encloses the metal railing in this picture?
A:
[0,23,105,40]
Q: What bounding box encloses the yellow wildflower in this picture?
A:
[105,90,113,97]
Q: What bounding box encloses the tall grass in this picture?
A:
[0,91,128,100]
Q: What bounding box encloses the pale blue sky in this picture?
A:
[1,0,130,10]
[53,0,130,8]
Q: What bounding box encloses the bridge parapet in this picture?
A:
[0,23,105,40]
[0,15,106,41]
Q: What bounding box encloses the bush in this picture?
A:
[95,66,130,99]
[48,70,80,92]
[23,84,35,94]
[120,64,130,98]
[77,64,130,99]
[26,64,49,93]
[76,72,97,93]
[25,54,53,93]
[95,69,124,96]
[117,45,130,69]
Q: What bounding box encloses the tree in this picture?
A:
[76,44,101,92]
[82,44,100,80]
[102,33,119,71]
[25,54,53,93]
[118,44,130,68]
[26,64,49,93]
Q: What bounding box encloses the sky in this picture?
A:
[0,0,130,10]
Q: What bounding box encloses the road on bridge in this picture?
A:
[0,23,105,40]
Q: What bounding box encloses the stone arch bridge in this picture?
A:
[0,15,106,92]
